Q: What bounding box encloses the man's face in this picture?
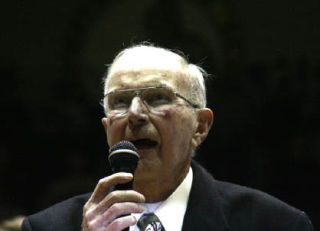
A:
[103,69,199,200]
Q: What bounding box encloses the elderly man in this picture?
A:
[22,44,313,231]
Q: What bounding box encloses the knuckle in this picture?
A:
[108,220,122,231]
[109,203,121,214]
[107,191,121,202]
[84,210,93,220]
[87,221,95,231]
[83,205,97,221]
[98,178,106,185]
[83,202,91,213]
[108,191,117,198]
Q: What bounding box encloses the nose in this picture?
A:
[127,96,149,128]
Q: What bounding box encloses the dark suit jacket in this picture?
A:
[22,161,313,231]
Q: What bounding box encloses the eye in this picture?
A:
[144,88,173,106]
[108,93,131,109]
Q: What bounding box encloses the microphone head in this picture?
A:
[108,141,140,175]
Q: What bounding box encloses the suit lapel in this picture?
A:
[182,161,229,231]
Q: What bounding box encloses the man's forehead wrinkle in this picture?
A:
[108,78,175,92]
[108,67,184,78]
[107,69,191,93]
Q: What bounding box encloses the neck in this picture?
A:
[133,165,190,203]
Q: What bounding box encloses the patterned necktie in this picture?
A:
[137,213,165,231]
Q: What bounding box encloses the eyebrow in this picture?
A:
[106,84,174,95]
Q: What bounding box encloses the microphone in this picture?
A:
[108,141,140,190]
[108,141,140,231]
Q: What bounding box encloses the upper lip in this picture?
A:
[131,137,158,143]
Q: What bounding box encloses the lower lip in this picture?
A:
[135,144,158,153]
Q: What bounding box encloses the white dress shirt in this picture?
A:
[130,167,193,231]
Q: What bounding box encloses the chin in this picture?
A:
[134,162,157,181]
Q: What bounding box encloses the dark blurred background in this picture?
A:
[1,0,319,229]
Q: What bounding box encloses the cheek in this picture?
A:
[107,116,118,126]
[158,107,176,119]
[155,108,194,147]
[106,118,125,146]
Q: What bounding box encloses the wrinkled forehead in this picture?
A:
[105,48,191,94]
[107,69,189,92]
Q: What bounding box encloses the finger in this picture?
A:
[88,203,144,230]
[87,191,145,220]
[101,190,145,211]
[106,215,137,231]
[101,202,144,228]
[88,173,133,204]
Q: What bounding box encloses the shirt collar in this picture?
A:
[154,167,193,231]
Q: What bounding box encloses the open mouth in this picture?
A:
[131,139,158,149]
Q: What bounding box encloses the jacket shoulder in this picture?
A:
[215,180,313,230]
[190,161,313,231]
[22,193,91,231]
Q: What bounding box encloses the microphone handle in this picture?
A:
[115,180,133,191]
[110,155,138,231]
[118,181,132,231]
[113,165,135,191]
[114,172,133,231]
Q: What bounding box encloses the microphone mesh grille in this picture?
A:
[109,141,138,154]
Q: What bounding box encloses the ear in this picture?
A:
[101,117,108,133]
[191,108,214,148]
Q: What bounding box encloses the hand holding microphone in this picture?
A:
[82,141,145,231]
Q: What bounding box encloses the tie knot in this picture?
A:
[137,213,165,231]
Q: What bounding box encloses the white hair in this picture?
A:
[103,44,208,110]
